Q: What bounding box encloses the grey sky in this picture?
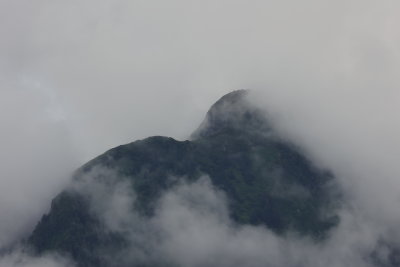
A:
[0,0,400,265]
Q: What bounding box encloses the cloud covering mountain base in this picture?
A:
[1,0,400,266]
[23,167,396,267]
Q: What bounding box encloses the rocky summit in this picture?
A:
[28,90,340,266]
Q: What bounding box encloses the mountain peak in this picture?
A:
[191,90,270,139]
[28,90,339,267]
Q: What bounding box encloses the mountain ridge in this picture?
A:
[28,90,340,266]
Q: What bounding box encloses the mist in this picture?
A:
[1,0,400,266]
[0,248,73,267]
[57,167,388,267]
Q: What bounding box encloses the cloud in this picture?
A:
[1,0,399,159]
[248,86,400,250]
[0,248,74,267]
[1,0,400,266]
[0,88,78,248]
[70,169,391,267]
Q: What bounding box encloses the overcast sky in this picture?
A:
[1,0,400,266]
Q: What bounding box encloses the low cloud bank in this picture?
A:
[66,167,397,267]
[0,248,74,267]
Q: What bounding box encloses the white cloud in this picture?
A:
[0,248,74,267]
[1,0,400,266]
[74,171,391,266]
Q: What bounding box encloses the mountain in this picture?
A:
[28,90,340,266]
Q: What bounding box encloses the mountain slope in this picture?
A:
[28,90,339,266]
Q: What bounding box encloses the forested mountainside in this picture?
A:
[28,90,340,267]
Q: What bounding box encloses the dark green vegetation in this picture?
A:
[28,90,340,266]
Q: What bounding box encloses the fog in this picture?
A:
[0,248,73,267]
[0,0,399,266]
[59,168,387,267]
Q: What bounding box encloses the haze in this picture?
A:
[0,0,399,266]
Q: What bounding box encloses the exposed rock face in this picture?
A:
[191,90,270,139]
[28,90,339,266]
